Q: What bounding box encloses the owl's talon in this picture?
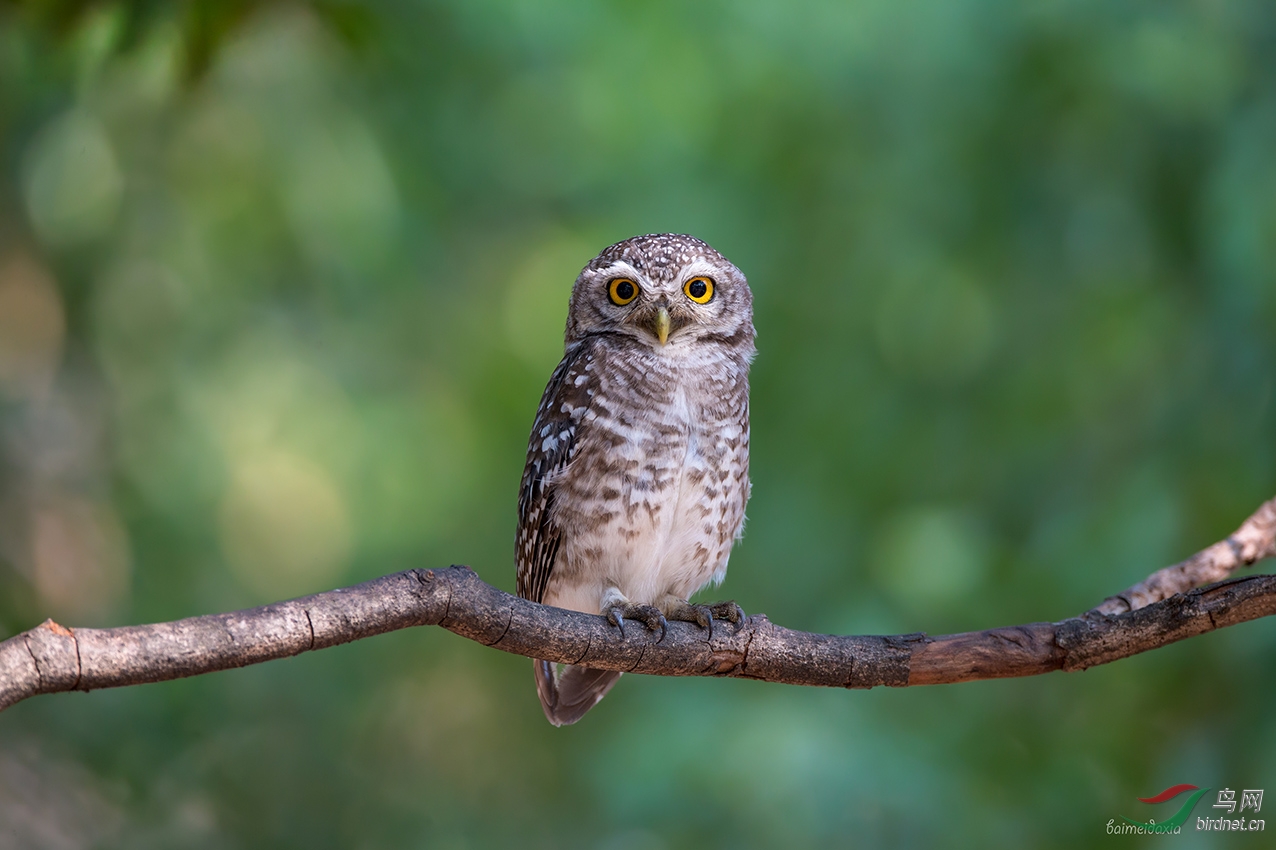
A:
[659,596,743,639]
[606,603,667,641]
[710,600,744,625]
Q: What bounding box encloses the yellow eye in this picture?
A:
[683,276,714,304]
[608,278,638,306]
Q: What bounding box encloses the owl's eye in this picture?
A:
[608,278,638,306]
[683,276,715,304]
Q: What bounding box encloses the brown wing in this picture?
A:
[516,340,598,604]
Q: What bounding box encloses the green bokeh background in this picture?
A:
[1,1,1274,847]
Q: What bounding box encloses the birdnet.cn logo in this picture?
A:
[1106,784,1265,835]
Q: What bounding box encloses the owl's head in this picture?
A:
[564,234,754,355]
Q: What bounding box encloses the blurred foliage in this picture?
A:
[0,0,1274,847]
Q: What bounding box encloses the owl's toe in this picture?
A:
[708,600,744,625]
[606,603,668,643]
[660,597,745,640]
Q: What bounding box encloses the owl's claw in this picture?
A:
[709,600,744,625]
[660,598,744,640]
[606,603,668,642]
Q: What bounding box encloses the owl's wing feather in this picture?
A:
[516,340,595,604]
[518,341,622,727]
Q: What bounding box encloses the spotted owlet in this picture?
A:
[516,233,755,726]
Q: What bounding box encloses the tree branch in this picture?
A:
[2,497,1274,713]
[1092,496,1276,614]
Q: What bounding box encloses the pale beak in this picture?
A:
[654,307,670,346]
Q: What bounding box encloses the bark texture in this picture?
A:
[2,496,1274,713]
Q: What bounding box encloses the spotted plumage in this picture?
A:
[516,233,755,725]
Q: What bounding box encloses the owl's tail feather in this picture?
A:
[534,659,621,726]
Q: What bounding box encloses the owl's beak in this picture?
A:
[654,307,670,346]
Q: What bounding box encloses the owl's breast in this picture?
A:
[545,358,750,612]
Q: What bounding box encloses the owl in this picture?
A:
[516,233,755,726]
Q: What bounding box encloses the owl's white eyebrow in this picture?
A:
[601,261,643,281]
[679,260,721,281]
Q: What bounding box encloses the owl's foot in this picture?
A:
[605,602,668,643]
[659,597,744,640]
